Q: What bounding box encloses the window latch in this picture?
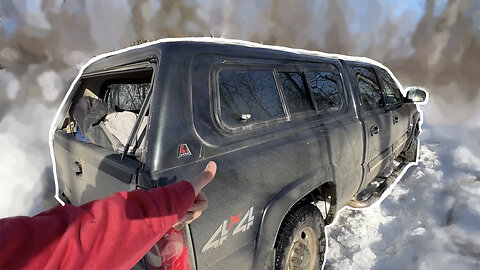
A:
[240,114,251,121]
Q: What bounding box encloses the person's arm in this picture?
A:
[0,161,217,270]
[0,181,194,269]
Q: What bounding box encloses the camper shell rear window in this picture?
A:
[62,67,154,158]
[101,78,151,113]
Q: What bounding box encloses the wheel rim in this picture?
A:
[287,226,318,270]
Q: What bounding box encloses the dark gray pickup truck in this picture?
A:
[50,38,426,270]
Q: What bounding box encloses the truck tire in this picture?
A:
[274,203,326,270]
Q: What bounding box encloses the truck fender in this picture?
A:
[252,168,332,269]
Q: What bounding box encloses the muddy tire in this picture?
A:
[274,203,326,270]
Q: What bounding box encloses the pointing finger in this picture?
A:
[191,161,217,195]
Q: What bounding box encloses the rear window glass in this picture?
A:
[103,80,150,113]
[277,72,314,114]
[218,70,285,128]
[306,71,342,111]
[68,68,153,156]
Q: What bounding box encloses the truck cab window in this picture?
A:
[351,66,382,111]
[103,80,150,113]
[378,68,403,105]
[306,71,341,111]
[218,70,285,128]
[277,72,314,114]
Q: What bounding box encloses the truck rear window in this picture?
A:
[103,80,150,113]
[218,70,285,128]
[65,68,153,156]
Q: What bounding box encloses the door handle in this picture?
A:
[72,161,83,176]
[393,115,399,124]
[370,125,379,136]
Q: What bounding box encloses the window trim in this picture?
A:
[272,69,290,117]
[121,63,157,161]
[82,61,154,78]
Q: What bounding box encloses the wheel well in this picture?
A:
[256,181,337,269]
[294,182,337,225]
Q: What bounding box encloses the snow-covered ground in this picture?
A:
[324,126,480,270]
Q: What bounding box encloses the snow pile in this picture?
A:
[37,70,64,102]
[0,103,58,216]
[325,131,480,269]
[452,146,480,172]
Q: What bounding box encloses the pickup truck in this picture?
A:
[50,38,427,270]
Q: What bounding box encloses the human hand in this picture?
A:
[189,161,217,196]
[173,161,216,230]
[173,191,208,231]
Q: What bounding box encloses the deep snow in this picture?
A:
[324,128,480,270]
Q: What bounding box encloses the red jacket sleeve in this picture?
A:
[0,181,195,270]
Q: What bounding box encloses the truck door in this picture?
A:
[376,67,410,158]
[349,64,393,184]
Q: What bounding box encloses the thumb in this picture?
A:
[190,161,217,195]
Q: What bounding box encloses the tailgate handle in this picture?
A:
[72,161,83,176]
[393,115,399,124]
[370,125,379,136]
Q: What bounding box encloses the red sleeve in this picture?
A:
[0,181,195,270]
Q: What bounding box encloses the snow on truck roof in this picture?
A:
[91,37,387,68]
[157,37,379,62]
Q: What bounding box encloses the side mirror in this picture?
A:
[406,88,428,103]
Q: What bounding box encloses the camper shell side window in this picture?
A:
[214,62,347,134]
[218,69,285,128]
[276,71,316,115]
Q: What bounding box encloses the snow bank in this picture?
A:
[0,103,58,216]
[325,129,480,269]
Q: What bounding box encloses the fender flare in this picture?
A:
[252,168,333,269]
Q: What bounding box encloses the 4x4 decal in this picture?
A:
[228,213,241,228]
[201,207,254,253]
